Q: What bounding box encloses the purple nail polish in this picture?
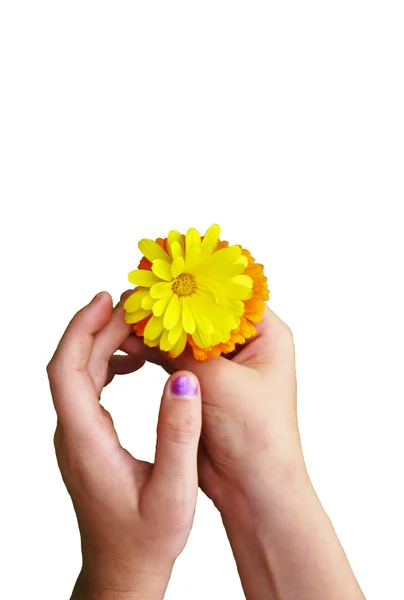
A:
[171,375,198,398]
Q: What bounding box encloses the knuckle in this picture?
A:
[101,407,114,427]
[161,414,199,445]
[46,358,59,380]
[47,357,81,381]
[47,360,67,382]
[53,426,63,452]
[279,322,294,346]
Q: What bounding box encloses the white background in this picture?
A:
[1,2,403,599]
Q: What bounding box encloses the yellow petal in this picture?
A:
[144,315,164,339]
[222,281,253,300]
[207,244,241,264]
[150,281,173,299]
[199,262,246,282]
[141,295,156,310]
[152,259,173,282]
[192,328,212,349]
[182,297,196,334]
[210,328,225,346]
[198,281,226,304]
[138,239,171,263]
[170,240,183,260]
[144,336,161,347]
[128,270,160,287]
[163,294,181,330]
[168,230,185,258]
[235,254,249,268]
[184,227,201,271]
[125,309,152,324]
[152,295,171,316]
[168,320,184,345]
[160,329,174,351]
[225,298,245,316]
[230,274,253,288]
[193,245,243,280]
[201,224,220,256]
[124,289,148,312]
[186,227,201,249]
[188,295,214,334]
[191,293,241,343]
[169,330,188,357]
[171,256,185,279]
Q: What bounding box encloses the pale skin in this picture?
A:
[47,291,365,600]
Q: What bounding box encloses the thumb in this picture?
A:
[147,371,202,506]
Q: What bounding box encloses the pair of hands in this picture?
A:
[47,290,303,599]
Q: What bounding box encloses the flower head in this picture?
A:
[124,224,269,361]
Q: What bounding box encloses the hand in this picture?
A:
[121,307,364,600]
[47,292,202,600]
[121,306,300,513]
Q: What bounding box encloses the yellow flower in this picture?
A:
[124,224,254,358]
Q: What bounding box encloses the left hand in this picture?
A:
[47,292,202,600]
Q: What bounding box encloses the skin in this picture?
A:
[47,292,203,600]
[47,291,365,600]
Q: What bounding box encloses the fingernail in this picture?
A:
[171,375,198,398]
[91,292,104,303]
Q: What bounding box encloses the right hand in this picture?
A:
[121,306,304,515]
[122,307,365,600]
[123,309,363,600]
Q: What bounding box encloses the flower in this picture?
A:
[124,224,269,361]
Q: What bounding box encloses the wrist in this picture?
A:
[218,455,364,600]
[217,444,309,522]
[217,463,318,600]
[72,584,165,600]
[221,463,313,539]
[72,562,173,600]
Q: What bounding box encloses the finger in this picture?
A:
[250,305,290,338]
[88,290,134,392]
[120,289,135,302]
[144,371,202,508]
[47,292,113,432]
[109,354,145,375]
[50,292,113,370]
[93,289,134,359]
[119,304,289,369]
[105,354,145,387]
[120,334,175,373]
[120,334,241,406]
[120,333,237,380]
[232,305,295,368]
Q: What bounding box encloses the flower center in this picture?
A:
[172,273,197,297]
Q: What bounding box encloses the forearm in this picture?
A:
[221,461,364,600]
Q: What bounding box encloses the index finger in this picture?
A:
[47,292,113,433]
